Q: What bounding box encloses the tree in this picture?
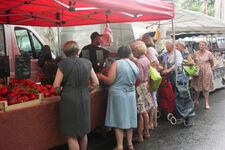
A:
[167,0,215,16]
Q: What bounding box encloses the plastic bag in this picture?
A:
[183,65,198,76]
[100,23,113,46]
[149,66,162,92]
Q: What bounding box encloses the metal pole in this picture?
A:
[204,0,207,14]
[172,19,177,87]
[57,25,61,57]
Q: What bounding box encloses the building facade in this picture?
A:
[215,0,225,21]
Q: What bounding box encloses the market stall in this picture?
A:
[0,87,108,150]
[0,0,174,149]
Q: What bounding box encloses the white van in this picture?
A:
[0,23,135,82]
[0,24,45,82]
[61,23,135,53]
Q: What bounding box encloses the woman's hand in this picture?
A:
[96,73,103,80]
[161,69,169,75]
[162,67,173,75]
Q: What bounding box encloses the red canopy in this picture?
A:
[0,0,174,26]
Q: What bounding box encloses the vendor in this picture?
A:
[80,32,109,73]
[38,45,53,68]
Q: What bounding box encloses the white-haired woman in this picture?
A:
[130,40,154,143]
[176,41,194,66]
[158,40,183,87]
[191,41,214,109]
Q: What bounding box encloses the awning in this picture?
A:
[0,0,174,26]
[164,8,225,36]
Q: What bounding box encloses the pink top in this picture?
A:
[135,55,150,83]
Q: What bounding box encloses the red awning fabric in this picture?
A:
[0,0,174,27]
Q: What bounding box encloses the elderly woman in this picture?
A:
[130,41,154,143]
[158,40,195,127]
[97,46,139,150]
[158,40,183,87]
[53,41,99,150]
[191,41,214,109]
[142,35,159,129]
[176,41,194,66]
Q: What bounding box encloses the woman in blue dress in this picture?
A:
[97,46,139,150]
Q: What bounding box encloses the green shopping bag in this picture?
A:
[149,66,162,92]
[183,65,198,76]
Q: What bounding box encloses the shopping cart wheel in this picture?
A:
[170,116,177,125]
[167,113,173,121]
[157,109,161,118]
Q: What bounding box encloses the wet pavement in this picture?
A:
[51,88,225,150]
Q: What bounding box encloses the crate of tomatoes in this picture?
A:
[0,78,59,112]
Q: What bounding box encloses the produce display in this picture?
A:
[0,78,58,105]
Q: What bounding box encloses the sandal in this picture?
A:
[113,147,123,150]
[143,130,150,139]
[149,123,154,129]
[153,122,158,128]
[194,100,199,106]
[132,136,143,143]
[127,145,134,150]
[205,105,210,110]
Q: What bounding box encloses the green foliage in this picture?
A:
[168,0,215,17]
[207,5,215,16]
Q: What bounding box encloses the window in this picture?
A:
[15,29,33,58]
[30,32,42,58]
[15,28,43,59]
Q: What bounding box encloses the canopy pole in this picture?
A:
[171,19,177,87]
[57,25,61,57]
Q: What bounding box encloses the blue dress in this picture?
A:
[105,59,139,129]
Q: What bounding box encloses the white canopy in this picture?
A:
[164,8,225,36]
[132,8,225,39]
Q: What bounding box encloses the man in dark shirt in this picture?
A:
[80,32,109,73]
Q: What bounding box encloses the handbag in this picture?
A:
[149,66,162,92]
[183,65,198,76]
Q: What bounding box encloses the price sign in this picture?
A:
[0,56,10,77]
[15,55,30,80]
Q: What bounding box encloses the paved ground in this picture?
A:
[50,88,225,150]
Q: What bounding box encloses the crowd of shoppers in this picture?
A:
[53,31,214,150]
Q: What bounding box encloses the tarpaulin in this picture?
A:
[0,0,174,27]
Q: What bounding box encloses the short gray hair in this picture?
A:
[130,41,147,56]
[62,41,79,57]
[166,39,174,46]
[176,41,185,48]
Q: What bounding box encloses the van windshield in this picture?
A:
[15,29,33,58]
[15,27,43,59]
